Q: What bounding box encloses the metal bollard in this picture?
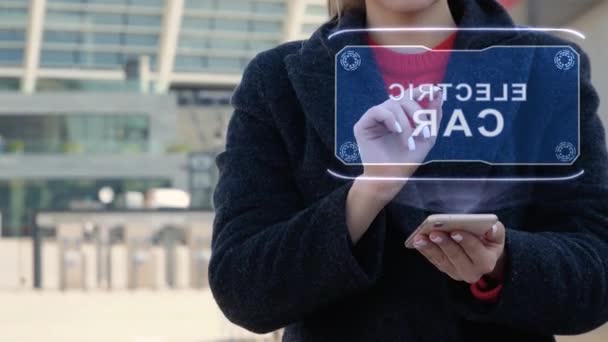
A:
[57,224,86,291]
[187,224,212,289]
[162,226,179,289]
[95,224,113,290]
[125,225,157,290]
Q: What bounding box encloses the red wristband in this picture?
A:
[470,275,503,302]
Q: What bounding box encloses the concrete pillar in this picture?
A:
[22,0,47,94]
[284,0,306,42]
[155,0,184,94]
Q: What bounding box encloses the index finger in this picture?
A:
[449,230,494,275]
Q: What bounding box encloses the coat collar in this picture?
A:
[284,0,526,156]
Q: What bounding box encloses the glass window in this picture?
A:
[181,16,212,30]
[179,36,206,49]
[254,1,286,14]
[207,57,241,71]
[0,77,20,91]
[46,10,83,24]
[251,20,282,33]
[36,78,139,92]
[216,0,251,12]
[0,7,28,21]
[208,38,247,51]
[124,34,158,46]
[126,14,162,27]
[44,30,82,44]
[0,114,150,155]
[86,0,128,4]
[174,55,205,71]
[0,29,25,42]
[147,54,157,69]
[47,0,85,3]
[91,32,122,45]
[129,0,164,7]
[40,50,78,66]
[248,39,278,51]
[92,52,121,66]
[185,0,214,10]
[0,48,23,64]
[213,18,248,32]
[90,13,125,26]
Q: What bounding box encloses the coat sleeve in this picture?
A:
[448,49,608,335]
[208,56,386,334]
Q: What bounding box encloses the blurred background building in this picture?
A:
[0,0,606,238]
[0,0,329,237]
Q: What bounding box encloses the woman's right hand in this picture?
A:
[354,89,444,181]
[346,89,444,243]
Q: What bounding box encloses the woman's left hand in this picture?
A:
[413,222,506,284]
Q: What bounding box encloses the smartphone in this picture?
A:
[404,214,498,249]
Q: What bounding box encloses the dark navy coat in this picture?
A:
[210,0,608,341]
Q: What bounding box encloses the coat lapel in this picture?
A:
[284,13,368,154]
[283,54,335,153]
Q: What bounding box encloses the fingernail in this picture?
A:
[422,126,431,138]
[395,121,403,134]
[408,136,416,151]
[414,239,427,249]
[430,235,442,244]
[451,233,463,242]
[491,223,498,237]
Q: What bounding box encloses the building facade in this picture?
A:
[0,0,330,91]
[0,0,330,236]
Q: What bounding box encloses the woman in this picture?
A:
[209,0,608,340]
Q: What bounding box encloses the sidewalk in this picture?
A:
[0,239,605,341]
[0,290,273,342]
[0,289,605,342]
